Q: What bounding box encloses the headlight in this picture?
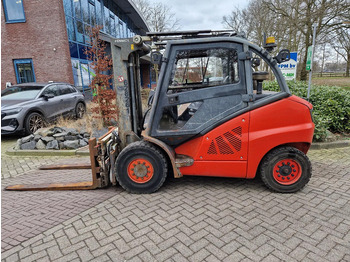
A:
[2,108,23,116]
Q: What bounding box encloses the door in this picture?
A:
[57,84,78,114]
[40,85,65,119]
[149,42,249,146]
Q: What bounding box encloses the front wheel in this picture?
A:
[260,147,312,193]
[116,141,168,194]
[25,112,45,135]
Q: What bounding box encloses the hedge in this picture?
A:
[263,81,350,142]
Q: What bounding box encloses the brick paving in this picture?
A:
[1,137,350,261]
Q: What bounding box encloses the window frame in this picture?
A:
[13,59,36,84]
[2,0,26,23]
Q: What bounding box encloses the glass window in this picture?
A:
[42,85,60,96]
[73,0,82,20]
[81,0,89,23]
[80,63,90,86]
[3,0,25,23]
[85,23,91,39]
[110,14,116,37]
[71,59,83,88]
[63,0,72,17]
[95,0,102,26]
[89,2,96,26]
[13,59,35,84]
[66,16,76,41]
[69,42,79,58]
[59,85,75,95]
[118,21,125,38]
[78,44,88,60]
[169,48,239,91]
[104,5,110,34]
[76,20,85,43]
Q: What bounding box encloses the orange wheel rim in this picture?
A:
[127,158,154,183]
[273,159,302,185]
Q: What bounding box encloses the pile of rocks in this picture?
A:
[15,127,91,150]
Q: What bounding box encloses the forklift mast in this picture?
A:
[102,34,151,148]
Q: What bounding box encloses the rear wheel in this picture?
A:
[75,102,85,119]
[25,112,45,135]
[116,141,168,194]
[260,147,312,193]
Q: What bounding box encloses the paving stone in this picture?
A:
[1,140,350,261]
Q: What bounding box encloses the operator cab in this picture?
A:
[146,32,291,147]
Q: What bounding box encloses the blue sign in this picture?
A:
[278,52,298,80]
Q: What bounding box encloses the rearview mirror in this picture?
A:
[252,57,261,67]
[151,51,163,65]
[274,49,290,64]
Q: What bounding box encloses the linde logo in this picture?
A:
[278,52,298,81]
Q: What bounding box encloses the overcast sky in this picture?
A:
[148,0,247,31]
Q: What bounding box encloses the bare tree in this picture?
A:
[331,27,350,77]
[222,0,300,50]
[133,0,180,32]
[222,7,248,35]
[223,0,349,80]
[263,0,350,80]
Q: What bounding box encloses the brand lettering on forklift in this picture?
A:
[124,80,130,113]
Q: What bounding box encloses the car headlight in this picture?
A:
[2,108,23,116]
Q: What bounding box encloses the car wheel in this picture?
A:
[75,102,85,119]
[260,147,312,193]
[25,112,45,135]
[116,141,168,194]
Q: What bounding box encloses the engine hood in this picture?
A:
[1,99,34,109]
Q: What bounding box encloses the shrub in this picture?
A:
[85,26,117,126]
[264,81,350,142]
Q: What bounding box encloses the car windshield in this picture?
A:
[1,90,42,100]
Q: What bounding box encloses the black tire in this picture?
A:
[75,102,85,119]
[25,112,45,135]
[116,141,168,194]
[260,147,312,193]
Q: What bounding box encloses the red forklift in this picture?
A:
[6,30,314,193]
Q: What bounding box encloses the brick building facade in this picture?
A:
[1,1,74,89]
[1,0,149,92]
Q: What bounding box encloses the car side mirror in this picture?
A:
[43,94,54,100]
[274,49,290,64]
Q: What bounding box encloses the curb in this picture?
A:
[310,140,350,150]
[6,147,90,157]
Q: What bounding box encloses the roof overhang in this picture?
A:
[115,0,149,35]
